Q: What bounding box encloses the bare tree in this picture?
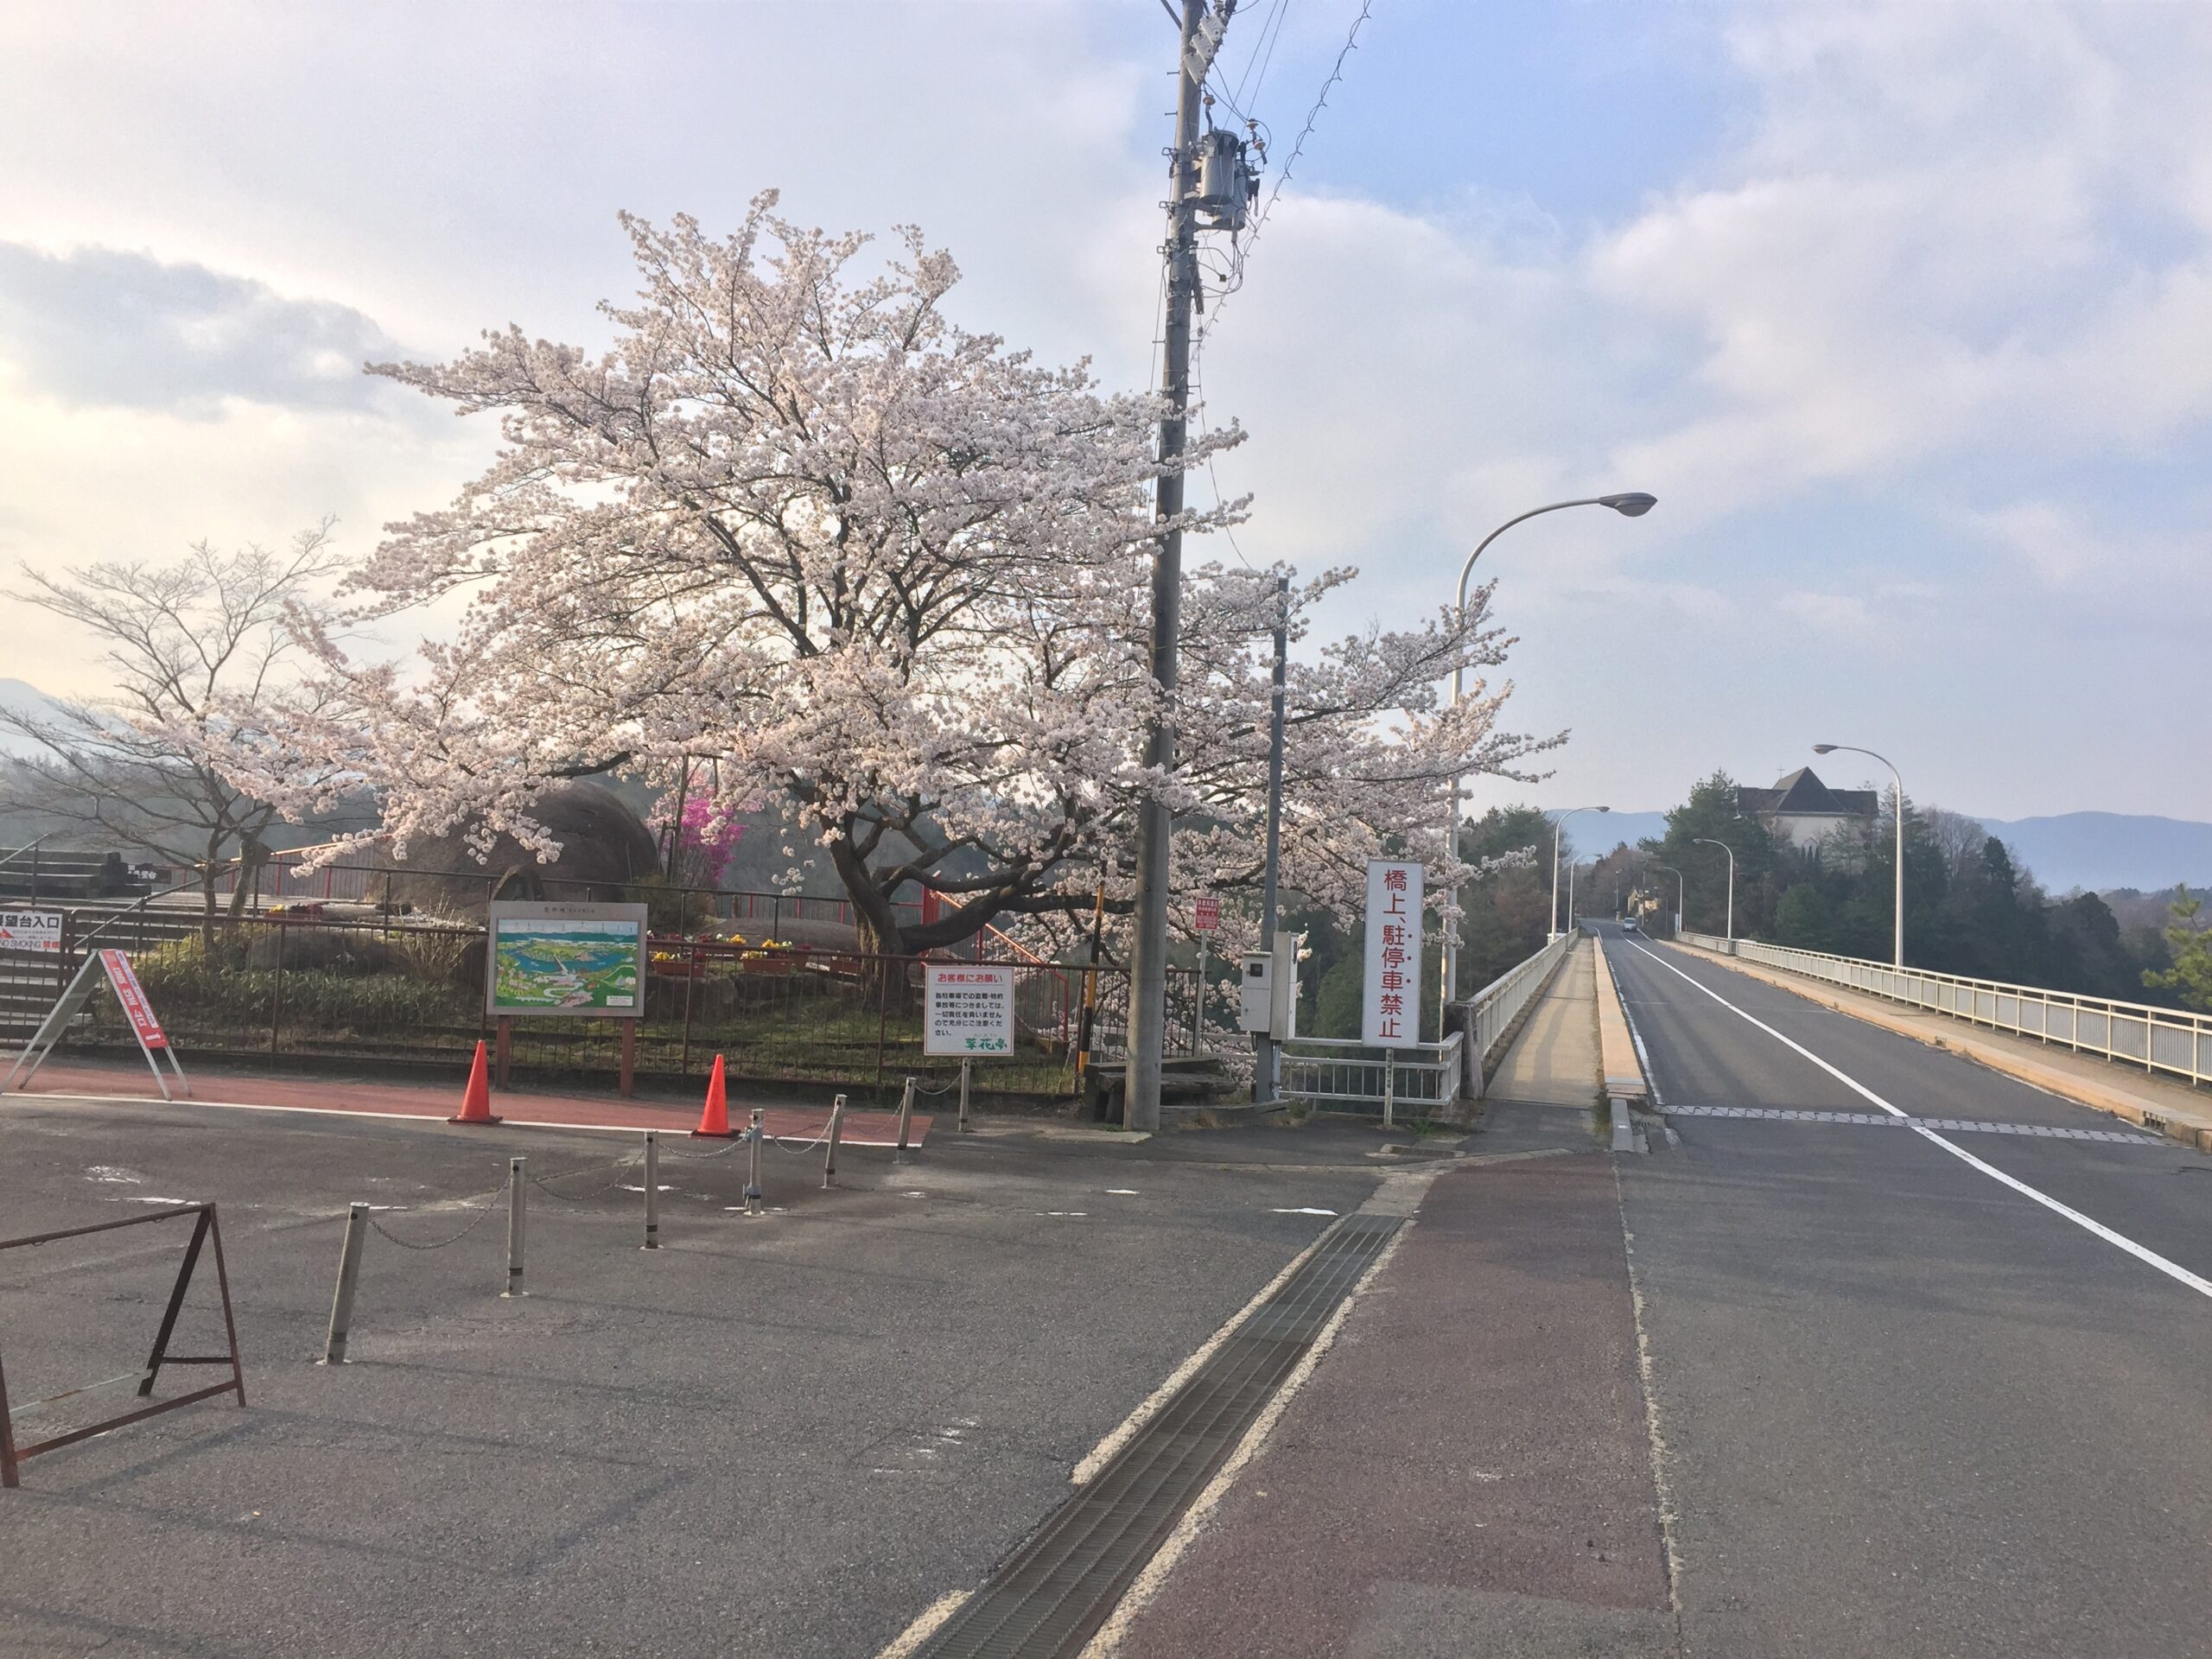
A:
[0,524,352,935]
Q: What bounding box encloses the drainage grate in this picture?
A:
[917,1211,1402,1659]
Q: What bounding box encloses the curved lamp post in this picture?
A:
[1692,837,1736,942]
[1548,805,1610,939]
[1441,493,1655,1020]
[1651,863,1685,938]
[1814,742,1904,967]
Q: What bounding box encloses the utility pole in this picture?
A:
[1123,0,1210,1132]
[1254,574,1288,1103]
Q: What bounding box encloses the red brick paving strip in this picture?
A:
[1114,1154,1671,1657]
[6,1058,928,1145]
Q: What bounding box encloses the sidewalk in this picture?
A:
[1483,938,1600,1110]
[1106,1151,1674,1658]
[1472,938,1603,1157]
[1670,940,2212,1149]
[0,1055,932,1145]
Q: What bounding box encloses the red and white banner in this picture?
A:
[1361,860,1424,1049]
[1192,894,1221,933]
[100,950,170,1051]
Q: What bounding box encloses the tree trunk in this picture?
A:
[829,833,915,1010]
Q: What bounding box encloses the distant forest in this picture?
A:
[1598,771,2207,1009]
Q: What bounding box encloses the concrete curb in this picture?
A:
[1670,940,2212,1152]
[1591,937,1650,1106]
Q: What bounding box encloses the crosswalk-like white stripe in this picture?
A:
[1662,1104,2158,1143]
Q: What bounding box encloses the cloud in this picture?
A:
[0,243,398,415]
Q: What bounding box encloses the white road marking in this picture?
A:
[1624,940,2212,1301]
[1664,1105,2158,1142]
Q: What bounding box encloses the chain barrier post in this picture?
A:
[823,1093,847,1188]
[744,1109,764,1215]
[958,1058,973,1133]
[503,1157,526,1296]
[895,1074,916,1163]
[642,1131,660,1250]
[321,1202,368,1364]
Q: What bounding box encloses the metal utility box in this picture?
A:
[1237,933,1300,1038]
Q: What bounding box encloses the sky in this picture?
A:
[0,0,2207,822]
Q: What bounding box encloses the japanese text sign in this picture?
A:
[1361,859,1423,1049]
[0,910,61,952]
[925,964,1016,1056]
[1192,895,1221,933]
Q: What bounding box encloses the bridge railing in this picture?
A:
[1465,931,1575,1090]
[1677,932,2210,1092]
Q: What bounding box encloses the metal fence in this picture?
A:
[1277,1032,1464,1124]
[2,910,1224,1103]
[203,856,929,938]
[1678,931,2211,1092]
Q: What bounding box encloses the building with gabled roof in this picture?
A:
[1737,767,1881,852]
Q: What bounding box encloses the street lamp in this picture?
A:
[1692,837,1736,941]
[1813,743,1904,968]
[1441,493,1655,1020]
[1651,863,1685,938]
[1548,805,1609,939]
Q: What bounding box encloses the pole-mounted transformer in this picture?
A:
[1193,128,1261,232]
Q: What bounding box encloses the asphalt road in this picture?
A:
[0,1096,1381,1657]
[1602,925,2212,1659]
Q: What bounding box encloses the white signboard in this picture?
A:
[925,964,1017,1056]
[1361,859,1423,1049]
[0,910,62,952]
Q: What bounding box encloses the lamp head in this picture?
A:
[1598,492,1657,517]
[1812,743,1838,754]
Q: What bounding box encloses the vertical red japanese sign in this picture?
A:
[99,950,171,1050]
[1361,860,1423,1049]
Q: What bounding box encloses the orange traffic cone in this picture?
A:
[692,1053,734,1137]
[448,1039,502,1125]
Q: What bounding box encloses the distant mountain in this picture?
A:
[1972,812,2212,896]
[1577,810,1670,853]
[0,677,68,758]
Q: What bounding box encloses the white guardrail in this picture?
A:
[1678,932,2211,1091]
[1276,931,1574,1116]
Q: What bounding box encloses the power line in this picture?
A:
[1196,0,1375,346]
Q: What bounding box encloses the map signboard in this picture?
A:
[924,964,1016,1057]
[1361,859,1423,1049]
[0,910,62,952]
[486,901,648,1018]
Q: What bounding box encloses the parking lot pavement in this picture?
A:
[0,1096,1383,1658]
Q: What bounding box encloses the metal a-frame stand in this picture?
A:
[0,950,190,1101]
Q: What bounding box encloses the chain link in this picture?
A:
[366,1179,508,1250]
[526,1154,643,1204]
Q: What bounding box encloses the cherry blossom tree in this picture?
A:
[232,194,1550,963]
